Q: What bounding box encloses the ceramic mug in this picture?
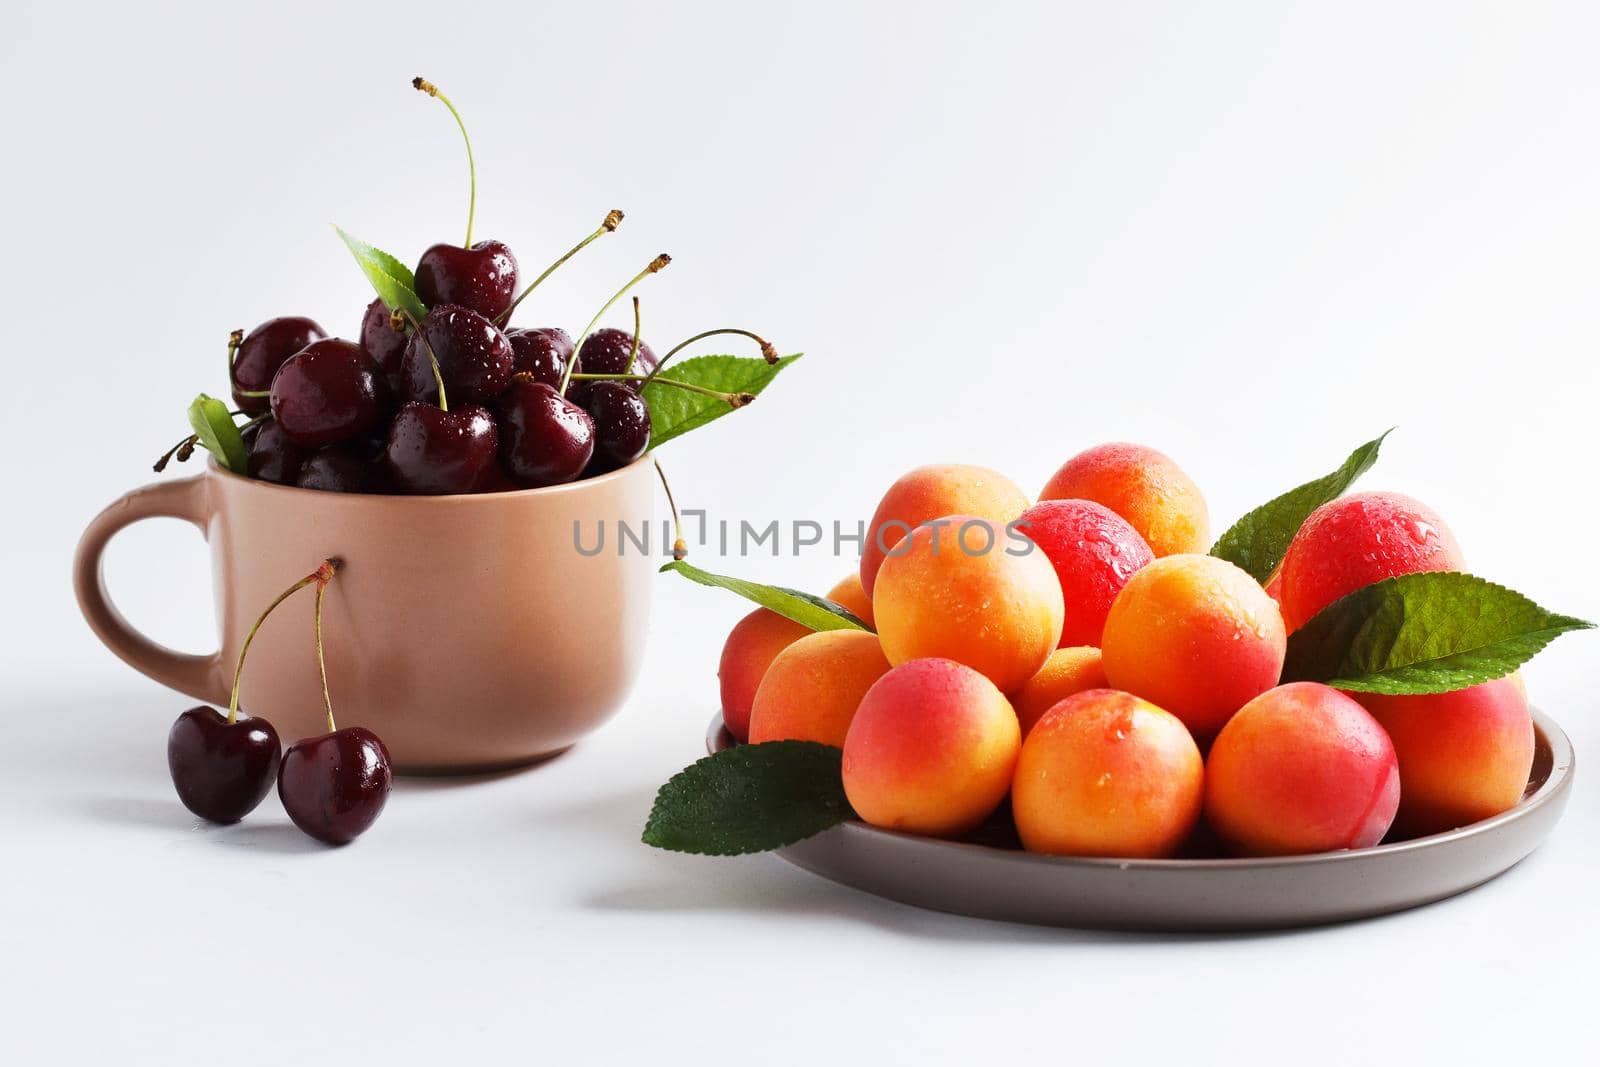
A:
[74,459,657,772]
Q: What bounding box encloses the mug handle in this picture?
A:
[73,474,228,704]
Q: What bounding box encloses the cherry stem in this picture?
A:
[624,296,642,375]
[569,372,753,408]
[654,458,687,560]
[226,559,339,726]
[314,571,337,734]
[414,77,476,248]
[224,328,244,387]
[646,328,779,385]
[559,254,671,396]
[401,309,449,411]
[494,210,624,326]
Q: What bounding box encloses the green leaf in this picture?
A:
[643,741,853,855]
[186,394,247,474]
[642,353,801,449]
[1282,571,1595,694]
[660,560,871,632]
[1211,430,1393,583]
[334,226,427,321]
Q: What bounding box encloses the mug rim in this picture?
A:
[204,452,654,502]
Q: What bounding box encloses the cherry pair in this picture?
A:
[166,560,391,845]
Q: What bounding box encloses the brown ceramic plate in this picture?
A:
[705,709,1574,931]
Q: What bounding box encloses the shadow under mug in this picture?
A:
[73,458,657,773]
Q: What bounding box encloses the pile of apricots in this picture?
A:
[716,443,1535,858]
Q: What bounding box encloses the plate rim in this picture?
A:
[704,706,1575,871]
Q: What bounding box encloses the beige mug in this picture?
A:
[74,459,657,773]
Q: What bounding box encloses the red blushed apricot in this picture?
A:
[1355,676,1534,838]
[718,609,811,741]
[842,658,1020,837]
[748,630,892,748]
[1011,646,1108,737]
[860,464,1030,597]
[824,573,875,628]
[1013,689,1203,858]
[1100,554,1286,739]
[1015,499,1154,647]
[1277,491,1465,631]
[873,516,1065,693]
[1039,442,1209,557]
[1205,682,1400,856]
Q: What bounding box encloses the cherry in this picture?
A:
[277,575,392,845]
[399,304,514,405]
[384,402,498,494]
[359,298,409,390]
[496,378,596,487]
[244,419,308,485]
[296,441,387,493]
[583,383,651,471]
[415,241,518,321]
[167,707,281,824]
[270,339,386,448]
[410,78,517,321]
[232,317,325,414]
[507,327,573,389]
[166,561,335,823]
[575,327,658,385]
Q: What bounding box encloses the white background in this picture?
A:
[3,1,1598,1063]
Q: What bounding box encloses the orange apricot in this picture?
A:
[860,464,1029,596]
[1354,676,1534,837]
[1012,689,1203,858]
[824,573,875,628]
[748,630,892,748]
[1039,442,1209,556]
[1205,682,1400,856]
[1011,646,1108,737]
[872,515,1064,693]
[1100,554,1286,739]
[842,658,1020,837]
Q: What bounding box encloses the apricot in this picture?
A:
[1039,442,1209,557]
[1355,676,1534,837]
[824,573,875,628]
[1205,682,1400,856]
[873,515,1064,693]
[1011,646,1108,737]
[717,608,811,741]
[1015,499,1153,647]
[1277,491,1465,631]
[1013,689,1203,858]
[1100,554,1286,739]
[748,630,892,748]
[842,658,1020,837]
[860,464,1029,596]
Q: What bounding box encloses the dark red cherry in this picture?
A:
[575,327,657,382]
[400,304,514,406]
[244,419,308,485]
[359,298,409,391]
[270,339,386,448]
[168,706,282,824]
[414,240,518,321]
[278,727,392,846]
[507,327,573,389]
[383,402,499,494]
[232,317,326,415]
[296,442,387,493]
[496,379,595,487]
[583,382,652,471]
